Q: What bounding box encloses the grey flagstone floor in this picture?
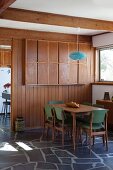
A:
[0,118,113,170]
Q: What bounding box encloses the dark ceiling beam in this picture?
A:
[0,0,16,14]
[1,7,113,31]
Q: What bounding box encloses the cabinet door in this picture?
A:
[59,42,69,84]
[0,50,11,66]
[38,41,58,85]
[38,41,49,84]
[68,42,78,84]
[25,39,37,84]
[49,42,58,84]
[0,50,3,65]
[78,44,91,84]
[4,50,11,66]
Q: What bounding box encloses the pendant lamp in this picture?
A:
[69,32,87,60]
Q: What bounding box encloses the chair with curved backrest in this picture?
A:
[52,107,72,148]
[92,103,104,108]
[78,109,108,154]
[76,102,92,123]
[43,104,54,141]
[48,100,64,104]
[82,102,92,106]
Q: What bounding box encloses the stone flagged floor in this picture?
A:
[0,127,113,169]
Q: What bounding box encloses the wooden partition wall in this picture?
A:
[0,28,95,130]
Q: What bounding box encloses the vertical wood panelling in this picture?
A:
[10,35,94,129]
[11,39,19,129]
[17,40,22,118]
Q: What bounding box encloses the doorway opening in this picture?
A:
[0,45,11,131]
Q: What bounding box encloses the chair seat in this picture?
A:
[53,107,73,147]
[77,109,108,154]
[80,122,104,130]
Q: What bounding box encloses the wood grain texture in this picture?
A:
[25,39,37,84]
[0,49,11,66]
[0,28,92,43]
[1,8,113,31]
[0,31,94,130]
[0,0,16,14]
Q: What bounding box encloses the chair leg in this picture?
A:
[105,132,108,151]
[46,127,49,138]
[89,135,92,155]
[93,136,95,146]
[62,130,64,148]
[103,134,105,145]
[79,128,83,144]
[52,127,55,142]
[76,127,78,143]
[86,132,88,144]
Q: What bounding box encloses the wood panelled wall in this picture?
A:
[0,28,95,130]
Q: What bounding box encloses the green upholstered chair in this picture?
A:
[48,100,64,104]
[76,102,92,122]
[82,102,92,106]
[43,104,54,141]
[78,109,108,154]
[52,107,72,147]
[92,103,104,108]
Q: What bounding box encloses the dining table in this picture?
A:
[51,103,108,151]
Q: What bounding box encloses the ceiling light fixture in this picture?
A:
[69,28,87,60]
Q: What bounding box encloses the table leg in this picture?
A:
[72,113,76,151]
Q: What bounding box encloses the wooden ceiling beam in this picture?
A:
[1,7,113,31]
[0,0,16,14]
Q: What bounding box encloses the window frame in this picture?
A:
[99,47,113,82]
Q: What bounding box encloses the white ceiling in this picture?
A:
[1,0,113,35]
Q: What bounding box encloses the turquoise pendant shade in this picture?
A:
[69,51,87,60]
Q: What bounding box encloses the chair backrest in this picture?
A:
[48,100,64,104]
[92,104,104,108]
[44,104,53,119]
[82,102,92,106]
[53,107,63,121]
[92,109,107,124]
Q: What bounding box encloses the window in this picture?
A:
[99,48,113,81]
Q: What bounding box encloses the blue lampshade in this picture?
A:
[69,51,87,60]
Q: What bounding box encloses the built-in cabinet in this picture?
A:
[0,49,11,67]
[24,39,92,85]
[0,29,94,129]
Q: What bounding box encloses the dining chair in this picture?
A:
[92,103,104,108]
[76,101,92,122]
[82,102,92,106]
[43,104,54,141]
[48,100,64,104]
[78,109,108,154]
[52,107,72,148]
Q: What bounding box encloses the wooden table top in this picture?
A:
[51,104,108,113]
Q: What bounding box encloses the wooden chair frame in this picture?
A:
[43,105,54,141]
[79,111,108,154]
[52,107,72,148]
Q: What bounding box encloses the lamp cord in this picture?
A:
[77,34,79,51]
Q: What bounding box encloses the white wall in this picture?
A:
[92,85,113,104]
[92,32,113,47]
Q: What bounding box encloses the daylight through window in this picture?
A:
[99,48,113,81]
